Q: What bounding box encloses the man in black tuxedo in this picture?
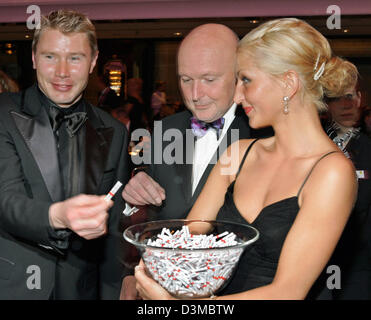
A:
[120,24,271,298]
[0,10,129,299]
[313,82,371,299]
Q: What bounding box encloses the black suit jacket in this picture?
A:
[0,85,129,299]
[140,106,264,221]
[308,128,371,300]
[331,133,371,299]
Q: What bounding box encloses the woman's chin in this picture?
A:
[249,120,271,130]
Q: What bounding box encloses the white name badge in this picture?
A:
[356,170,365,179]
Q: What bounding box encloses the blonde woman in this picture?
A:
[135,18,358,300]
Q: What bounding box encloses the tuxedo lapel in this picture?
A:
[173,114,194,203]
[83,103,114,195]
[11,86,64,202]
[191,111,250,201]
[174,129,194,203]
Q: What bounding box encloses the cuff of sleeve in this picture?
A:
[42,227,71,256]
[44,203,71,252]
[47,227,71,250]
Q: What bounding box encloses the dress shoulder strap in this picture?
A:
[235,139,259,179]
[297,150,340,198]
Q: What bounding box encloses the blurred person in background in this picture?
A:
[321,79,371,300]
[111,99,134,132]
[0,70,19,93]
[96,71,120,113]
[361,106,371,138]
[127,78,150,132]
[151,80,167,120]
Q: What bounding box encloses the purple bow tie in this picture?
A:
[190,117,225,139]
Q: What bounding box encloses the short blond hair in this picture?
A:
[238,18,358,112]
[32,9,97,57]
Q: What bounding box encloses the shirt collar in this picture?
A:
[221,102,237,134]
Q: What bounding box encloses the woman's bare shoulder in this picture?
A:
[301,150,356,200]
[315,151,355,176]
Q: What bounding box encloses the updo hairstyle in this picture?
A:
[238,18,358,112]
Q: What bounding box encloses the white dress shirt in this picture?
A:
[192,103,237,195]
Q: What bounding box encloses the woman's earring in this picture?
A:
[283,96,290,114]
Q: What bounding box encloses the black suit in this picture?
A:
[0,85,129,299]
[309,125,371,300]
[139,106,269,221]
[331,133,371,299]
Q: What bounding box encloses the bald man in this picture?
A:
[123,23,254,214]
[120,24,270,298]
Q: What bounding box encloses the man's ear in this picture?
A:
[89,51,99,74]
[282,70,300,99]
[356,90,362,108]
[32,51,37,70]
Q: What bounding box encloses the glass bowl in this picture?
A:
[123,219,259,299]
